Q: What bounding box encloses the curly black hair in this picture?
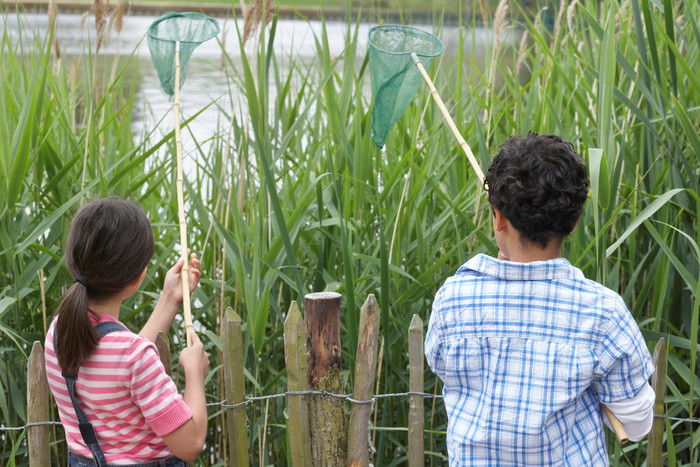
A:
[484,132,589,248]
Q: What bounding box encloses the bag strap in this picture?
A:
[58,321,128,467]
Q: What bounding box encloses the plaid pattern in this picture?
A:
[425,254,654,466]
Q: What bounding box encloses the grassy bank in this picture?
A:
[1,0,699,465]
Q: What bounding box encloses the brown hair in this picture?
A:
[55,198,154,374]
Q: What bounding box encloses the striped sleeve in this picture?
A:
[126,338,192,437]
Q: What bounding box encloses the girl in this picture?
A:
[45,198,210,466]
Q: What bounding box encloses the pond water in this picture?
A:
[4,12,497,168]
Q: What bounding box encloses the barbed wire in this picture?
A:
[653,414,700,424]
[1,421,63,431]
[207,390,441,409]
[2,390,698,432]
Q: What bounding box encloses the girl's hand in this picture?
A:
[179,332,210,381]
[139,254,202,343]
[163,252,201,304]
[165,331,209,461]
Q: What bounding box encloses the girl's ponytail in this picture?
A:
[55,281,98,374]
[54,198,154,374]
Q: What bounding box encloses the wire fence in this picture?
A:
[2,390,698,432]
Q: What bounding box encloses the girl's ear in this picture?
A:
[128,267,148,291]
[136,267,148,286]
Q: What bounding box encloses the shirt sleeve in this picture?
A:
[592,294,655,403]
[425,286,447,380]
[128,339,193,437]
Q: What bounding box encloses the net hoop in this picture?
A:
[368,25,444,59]
[147,12,221,45]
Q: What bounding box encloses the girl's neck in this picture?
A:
[88,296,123,320]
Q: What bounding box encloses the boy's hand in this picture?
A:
[163,252,201,304]
[179,332,210,381]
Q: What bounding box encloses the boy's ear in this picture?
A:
[570,219,580,233]
[493,207,507,232]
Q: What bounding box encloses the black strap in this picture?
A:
[57,321,128,467]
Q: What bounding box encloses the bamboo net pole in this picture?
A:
[173,42,194,347]
[410,53,485,183]
[603,405,628,444]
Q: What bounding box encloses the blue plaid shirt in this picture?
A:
[425,254,654,466]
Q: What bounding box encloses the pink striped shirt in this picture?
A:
[45,314,193,464]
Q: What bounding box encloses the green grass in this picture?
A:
[1,0,699,465]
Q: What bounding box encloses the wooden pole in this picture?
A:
[347,295,380,467]
[173,41,194,348]
[284,302,312,467]
[155,331,172,377]
[27,341,49,467]
[408,315,424,467]
[305,292,348,466]
[224,307,249,467]
[647,338,667,467]
[410,53,485,182]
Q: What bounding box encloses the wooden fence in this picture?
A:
[26,293,669,466]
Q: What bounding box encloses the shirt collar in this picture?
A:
[458,253,584,281]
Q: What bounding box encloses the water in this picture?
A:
[4,12,497,167]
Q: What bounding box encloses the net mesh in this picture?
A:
[147,12,220,96]
[368,25,444,148]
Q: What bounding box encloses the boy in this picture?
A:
[425,132,655,466]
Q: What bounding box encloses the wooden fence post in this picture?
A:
[347,295,380,467]
[408,314,424,467]
[647,338,667,467]
[224,307,249,467]
[27,341,49,466]
[284,301,312,467]
[155,331,171,376]
[305,292,348,466]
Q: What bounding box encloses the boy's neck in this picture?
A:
[503,240,563,263]
[493,208,564,263]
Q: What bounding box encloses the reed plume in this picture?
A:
[478,0,487,26]
[93,0,108,54]
[567,0,578,38]
[516,29,528,74]
[488,0,508,95]
[48,0,60,59]
[47,0,57,29]
[243,0,276,45]
[553,0,566,49]
[110,0,125,34]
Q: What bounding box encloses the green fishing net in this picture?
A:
[368,25,444,148]
[147,12,220,96]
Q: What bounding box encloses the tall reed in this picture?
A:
[1,0,698,465]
